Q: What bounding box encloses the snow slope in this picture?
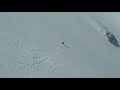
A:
[0,12,120,77]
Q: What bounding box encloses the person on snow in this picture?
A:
[61,42,69,48]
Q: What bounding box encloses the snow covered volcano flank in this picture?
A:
[0,12,120,77]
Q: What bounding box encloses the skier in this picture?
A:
[61,42,69,48]
[62,42,64,45]
[105,31,120,47]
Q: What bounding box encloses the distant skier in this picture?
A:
[105,31,120,47]
[61,42,69,48]
[61,42,64,45]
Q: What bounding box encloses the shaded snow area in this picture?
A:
[0,12,120,77]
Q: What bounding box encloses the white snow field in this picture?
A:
[0,12,120,78]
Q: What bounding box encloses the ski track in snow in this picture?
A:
[85,14,110,35]
[88,15,120,47]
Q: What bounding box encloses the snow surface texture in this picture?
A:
[0,12,120,77]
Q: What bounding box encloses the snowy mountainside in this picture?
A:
[0,12,120,77]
